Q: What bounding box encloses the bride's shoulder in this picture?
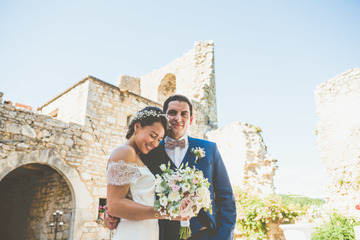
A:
[109,145,137,164]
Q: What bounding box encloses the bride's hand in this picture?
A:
[103,205,120,230]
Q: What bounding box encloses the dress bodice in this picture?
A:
[107,160,159,240]
[129,167,155,206]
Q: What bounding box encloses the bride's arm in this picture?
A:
[106,145,158,220]
[107,186,190,221]
[107,184,159,220]
[106,146,190,221]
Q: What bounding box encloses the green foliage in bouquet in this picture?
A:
[234,188,304,239]
[312,212,358,240]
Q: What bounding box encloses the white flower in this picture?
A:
[160,164,167,171]
[168,191,180,202]
[182,182,191,192]
[192,147,206,164]
[169,206,179,218]
[195,194,211,208]
[155,176,162,186]
[168,180,176,187]
[174,174,183,182]
[196,186,209,198]
[195,196,205,207]
[155,185,165,193]
[160,196,168,207]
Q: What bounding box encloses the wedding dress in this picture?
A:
[107,160,159,240]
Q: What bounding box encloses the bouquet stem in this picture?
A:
[180,220,191,240]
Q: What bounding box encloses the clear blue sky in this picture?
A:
[1,0,360,196]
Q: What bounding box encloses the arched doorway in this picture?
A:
[0,149,94,240]
[0,163,73,240]
[158,73,176,103]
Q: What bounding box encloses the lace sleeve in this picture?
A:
[107,160,142,186]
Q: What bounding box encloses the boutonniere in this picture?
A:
[191,147,206,164]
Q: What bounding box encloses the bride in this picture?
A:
[106,106,189,240]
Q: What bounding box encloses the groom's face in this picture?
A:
[165,100,193,140]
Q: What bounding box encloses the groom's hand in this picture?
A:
[103,205,120,230]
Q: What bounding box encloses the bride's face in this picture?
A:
[135,122,165,154]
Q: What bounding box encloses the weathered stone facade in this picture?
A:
[206,122,277,195]
[136,41,218,137]
[0,103,98,239]
[0,41,277,239]
[315,67,360,219]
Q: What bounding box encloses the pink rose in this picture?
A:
[193,179,198,185]
[179,198,193,217]
[172,185,180,192]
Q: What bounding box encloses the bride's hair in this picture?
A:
[125,106,169,139]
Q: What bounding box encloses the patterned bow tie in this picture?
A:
[166,139,186,149]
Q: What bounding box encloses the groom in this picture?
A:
[106,95,236,240]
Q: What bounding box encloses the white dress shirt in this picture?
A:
[164,135,189,168]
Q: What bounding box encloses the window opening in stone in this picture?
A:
[98,198,107,219]
[158,73,176,104]
[127,115,132,126]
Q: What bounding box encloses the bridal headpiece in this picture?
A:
[132,109,168,122]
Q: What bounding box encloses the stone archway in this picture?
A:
[158,73,176,103]
[0,163,73,239]
[0,149,93,240]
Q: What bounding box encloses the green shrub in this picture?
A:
[234,188,303,239]
[279,194,325,208]
[312,212,358,240]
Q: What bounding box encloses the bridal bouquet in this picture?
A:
[154,162,212,240]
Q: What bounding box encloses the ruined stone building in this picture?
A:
[315,67,360,219]
[0,41,277,239]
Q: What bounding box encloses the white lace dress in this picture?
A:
[107,160,159,240]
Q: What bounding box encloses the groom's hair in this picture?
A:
[163,95,193,116]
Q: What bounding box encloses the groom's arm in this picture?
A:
[212,144,237,240]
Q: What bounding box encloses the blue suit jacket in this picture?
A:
[142,136,236,240]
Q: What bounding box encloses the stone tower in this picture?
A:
[315,67,360,218]
[118,41,218,138]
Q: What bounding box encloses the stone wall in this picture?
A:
[0,164,71,240]
[315,67,360,218]
[116,75,141,95]
[41,79,89,126]
[1,76,164,239]
[206,122,277,195]
[0,102,108,239]
[26,167,72,240]
[136,41,217,138]
[85,77,161,158]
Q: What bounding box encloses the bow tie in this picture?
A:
[166,139,186,149]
